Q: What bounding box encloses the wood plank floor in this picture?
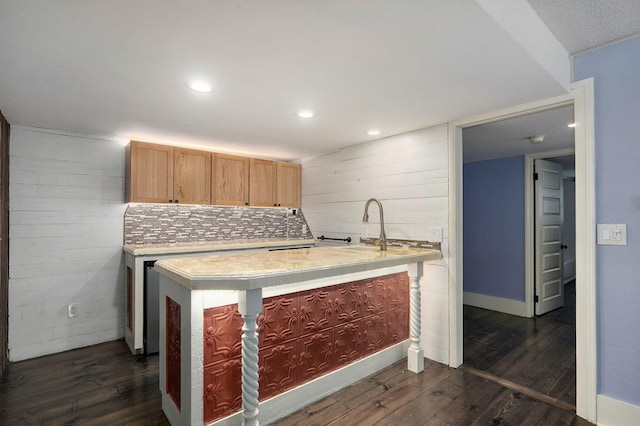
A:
[463,281,577,407]
[1,283,588,425]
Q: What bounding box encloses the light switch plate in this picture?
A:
[429,227,443,243]
[597,224,627,246]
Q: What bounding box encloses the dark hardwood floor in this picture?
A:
[1,283,588,425]
[463,281,577,407]
[0,340,169,425]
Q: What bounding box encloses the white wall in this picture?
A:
[301,125,450,363]
[9,127,127,361]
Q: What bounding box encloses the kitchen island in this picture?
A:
[155,245,440,426]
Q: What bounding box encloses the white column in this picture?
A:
[238,288,263,426]
[407,262,424,373]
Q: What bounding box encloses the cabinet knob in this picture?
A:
[175,199,179,203]
[169,199,173,203]
[245,202,249,206]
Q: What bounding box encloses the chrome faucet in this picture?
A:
[362,198,387,251]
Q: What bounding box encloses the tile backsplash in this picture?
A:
[124,204,313,245]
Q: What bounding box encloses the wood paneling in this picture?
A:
[10,127,125,361]
[0,110,8,381]
[213,153,250,206]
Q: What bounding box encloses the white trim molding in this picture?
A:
[448,78,597,423]
[463,292,528,317]
[597,394,640,426]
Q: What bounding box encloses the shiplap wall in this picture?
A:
[9,127,127,361]
[301,125,450,363]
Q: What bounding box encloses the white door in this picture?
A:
[534,159,565,315]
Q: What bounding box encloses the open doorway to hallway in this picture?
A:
[460,106,577,409]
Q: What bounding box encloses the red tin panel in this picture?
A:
[299,287,333,336]
[335,281,365,323]
[126,267,132,331]
[389,272,410,309]
[299,329,335,382]
[166,296,181,411]
[259,294,298,348]
[259,341,298,400]
[386,306,410,346]
[203,359,242,423]
[363,314,387,357]
[335,320,363,368]
[203,305,243,366]
[364,277,388,316]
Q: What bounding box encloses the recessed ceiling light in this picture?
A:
[367,129,381,136]
[189,80,212,93]
[297,110,314,118]
[567,123,576,128]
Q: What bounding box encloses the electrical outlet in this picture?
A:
[67,303,78,318]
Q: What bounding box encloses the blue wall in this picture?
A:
[463,156,525,301]
[574,36,640,406]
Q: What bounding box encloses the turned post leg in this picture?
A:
[238,288,263,426]
[407,262,424,373]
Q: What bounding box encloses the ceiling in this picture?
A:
[463,105,575,163]
[1,1,639,161]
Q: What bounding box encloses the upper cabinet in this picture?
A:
[173,147,211,205]
[249,158,276,207]
[126,141,174,203]
[213,154,250,206]
[127,141,211,204]
[127,141,301,207]
[249,159,301,208]
[276,162,301,208]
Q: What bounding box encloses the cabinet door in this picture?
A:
[127,141,174,203]
[174,148,211,204]
[249,159,277,207]
[276,162,301,208]
[213,153,250,206]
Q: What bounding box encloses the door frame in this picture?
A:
[448,78,596,422]
[0,110,8,380]
[525,149,575,318]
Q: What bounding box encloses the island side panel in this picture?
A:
[159,274,205,426]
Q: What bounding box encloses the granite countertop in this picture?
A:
[123,238,316,256]
[154,245,441,291]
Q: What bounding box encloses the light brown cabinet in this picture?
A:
[276,162,301,208]
[127,141,211,204]
[213,153,250,206]
[249,158,276,207]
[127,141,301,207]
[126,141,174,203]
[173,147,211,204]
[249,159,301,208]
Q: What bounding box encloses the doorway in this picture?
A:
[448,79,597,422]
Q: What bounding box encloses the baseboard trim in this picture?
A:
[463,292,529,317]
[597,394,640,426]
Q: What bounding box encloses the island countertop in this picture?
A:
[154,244,441,291]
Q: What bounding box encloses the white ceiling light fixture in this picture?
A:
[568,123,577,128]
[297,110,315,118]
[529,135,545,144]
[189,80,213,93]
[367,129,381,136]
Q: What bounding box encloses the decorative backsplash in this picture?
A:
[360,237,442,252]
[124,204,313,245]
